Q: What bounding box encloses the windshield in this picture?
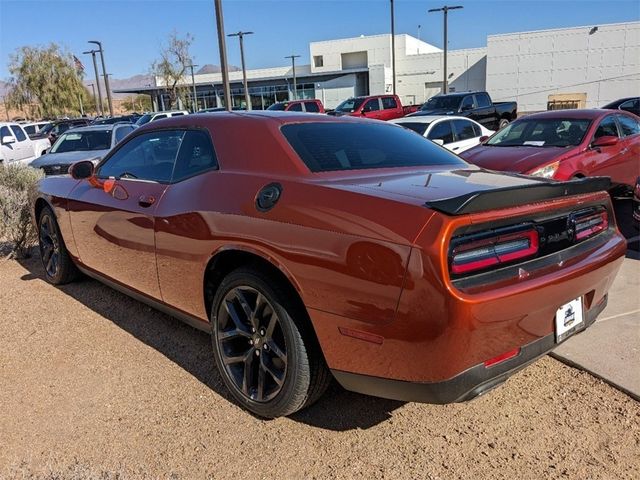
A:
[281,122,465,172]
[136,114,153,126]
[394,122,430,136]
[421,96,462,111]
[267,103,287,111]
[50,131,111,153]
[486,119,591,147]
[335,98,366,113]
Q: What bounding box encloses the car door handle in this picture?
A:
[138,195,156,207]
[452,146,460,151]
[621,148,629,154]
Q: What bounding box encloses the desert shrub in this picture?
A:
[0,164,43,258]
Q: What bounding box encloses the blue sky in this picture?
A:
[1,0,639,80]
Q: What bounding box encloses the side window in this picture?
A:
[381,96,398,110]
[304,101,320,113]
[172,130,218,182]
[472,123,482,136]
[427,121,454,144]
[172,112,185,117]
[461,96,475,110]
[594,116,619,139]
[24,125,36,136]
[475,93,491,108]
[363,99,380,112]
[1,126,12,139]
[115,126,134,143]
[453,120,477,141]
[97,130,184,183]
[10,125,27,142]
[619,99,636,111]
[152,114,168,122]
[288,103,303,112]
[616,115,640,137]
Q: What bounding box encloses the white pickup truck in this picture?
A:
[0,122,51,165]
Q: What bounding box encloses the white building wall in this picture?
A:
[487,22,640,112]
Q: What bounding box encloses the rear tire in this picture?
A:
[210,266,330,418]
[38,206,79,285]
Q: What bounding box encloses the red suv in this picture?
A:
[267,99,324,113]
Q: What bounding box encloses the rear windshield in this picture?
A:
[394,122,430,136]
[281,122,465,172]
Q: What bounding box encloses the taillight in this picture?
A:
[450,227,539,275]
[572,210,608,242]
[484,347,521,367]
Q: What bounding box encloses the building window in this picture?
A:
[313,55,324,68]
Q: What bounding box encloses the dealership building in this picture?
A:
[117,21,639,113]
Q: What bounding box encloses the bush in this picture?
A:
[0,164,43,258]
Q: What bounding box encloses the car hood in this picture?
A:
[322,166,548,207]
[411,109,457,117]
[30,150,108,168]
[460,145,574,173]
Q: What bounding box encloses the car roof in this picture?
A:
[63,124,117,133]
[517,109,618,120]
[392,115,475,124]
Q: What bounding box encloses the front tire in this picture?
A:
[210,267,330,418]
[498,118,510,129]
[38,206,79,284]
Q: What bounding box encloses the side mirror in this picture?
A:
[591,135,618,148]
[479,135,489,143]
[1,135,15,145]
[432,139,445,146]
[69,160,94,179]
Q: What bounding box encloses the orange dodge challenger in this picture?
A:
[32,112,626,417]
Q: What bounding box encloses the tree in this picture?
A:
[152,32,194,110]
[122,94,152,112]
[5,43,90,119]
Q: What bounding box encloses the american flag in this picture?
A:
[73,55,85,73]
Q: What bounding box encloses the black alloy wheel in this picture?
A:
[216,286,288,402]
[39,211,60,279]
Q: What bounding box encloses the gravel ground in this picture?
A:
[1,252,639,480]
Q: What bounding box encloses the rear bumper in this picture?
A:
[332,294,607,404]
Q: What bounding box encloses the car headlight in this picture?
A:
[529,161,560,179]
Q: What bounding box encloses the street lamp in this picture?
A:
[186,64,199,113]
[214,0,232,111]
[83,50,103,117]
[285,54,301,100]
[228,31,254,110]
[88,40,114,116]
[428,5,463,94]
[87,83,97,115]
[390,0,396,95]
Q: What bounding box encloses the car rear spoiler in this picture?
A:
[424,177,612,215]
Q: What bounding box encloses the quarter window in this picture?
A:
[616,115,640,137]
[172,130,218,182]
[594,116,619,139]
[381,97,398,110]
[428,121,454,144]
[10,125,27,142]
[97,130,184,183]
[453,120,477,141]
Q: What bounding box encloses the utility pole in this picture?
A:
[390,0,396,95]
[428,5,463,94]
[88,83,97,115]
[228,31,254,110]
[214,0,232,111]
[83,50,103,116]
[88,40,114,116]
[186,64,199,112]
[284,54,300,100]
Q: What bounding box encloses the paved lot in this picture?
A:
[1,232,639,478]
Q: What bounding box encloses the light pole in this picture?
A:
[83,50,103,116]
[428,5,463,94]
[88,40,114,116]
[228,31,254,110]
[214,0,232,111]
[285,54,300,100]
[390,0,396,95]
[186,64,199,112]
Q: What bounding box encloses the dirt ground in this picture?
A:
[1,252,639,480]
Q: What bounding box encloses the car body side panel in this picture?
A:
[154,170,423,324]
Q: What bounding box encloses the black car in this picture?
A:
[36,118,92,143]
[92,114,141,125]
[602,97,640,117]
